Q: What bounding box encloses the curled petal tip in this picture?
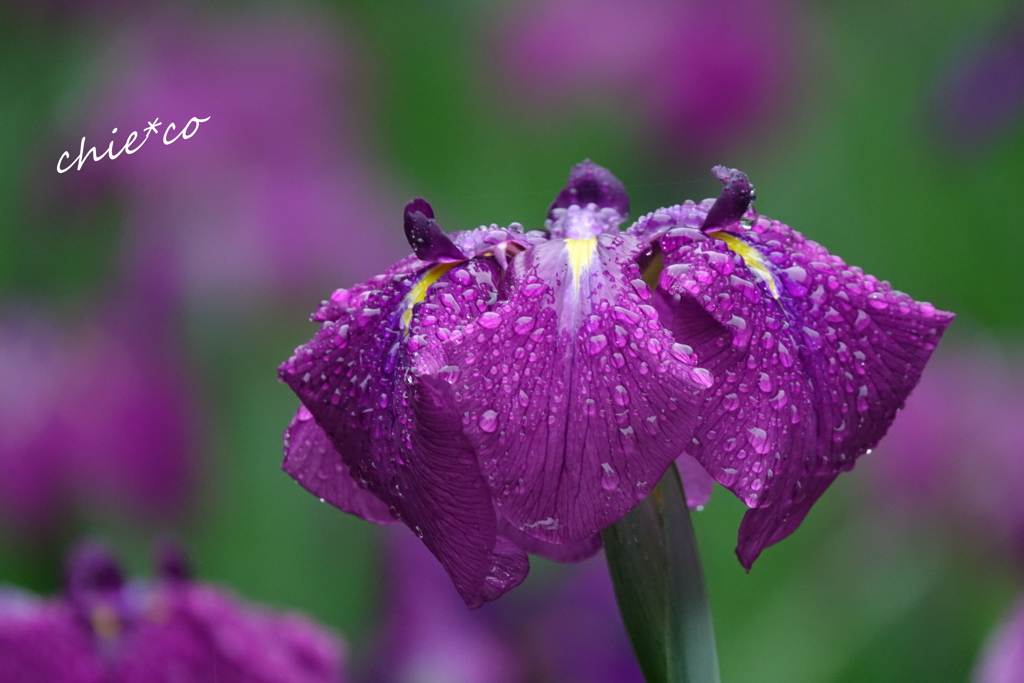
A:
[701,166,756,232]
[405,197,434,219]
[403,199,465,263]
[548,159,630,219]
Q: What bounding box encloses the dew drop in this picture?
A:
[523,282,546,298]
[479,410,499,433]
[477,311,501,328]
[600,463,620,491]
[854,309,870,332]
[747,426,770,454]
[670,343,696,364]
[513,316,535,335]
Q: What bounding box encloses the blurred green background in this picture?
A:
[2,0,1022,681]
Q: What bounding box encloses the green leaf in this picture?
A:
[602,463,720,683]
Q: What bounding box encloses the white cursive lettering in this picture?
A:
[56,115,210,173]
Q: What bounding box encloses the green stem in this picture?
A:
[602,463,720,683]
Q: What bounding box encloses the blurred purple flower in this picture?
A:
[0,541,347,683]
[368,527,640,683]
[74,10,406,308]
[974,597,1024,683]
[0,311,195,533]
[279,160,950,607]
[867,347,1024,557]
[492,0,802,153]
[934,10,1024,151]
[369,527,522,683]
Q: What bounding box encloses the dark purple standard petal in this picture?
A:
[547,158,630,219]
[404,198,467,263]
[445,230,709,545]
[700,166,756,232]
[279,249,528,607]
[633,172,953,568]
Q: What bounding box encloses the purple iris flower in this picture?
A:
[0,541,347,683]
[280,160,951,605]
[632,167,953,567]
[0,312,196,533]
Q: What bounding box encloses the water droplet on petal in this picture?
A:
[479,311,502,328]
[600,463,620,491]
[479,410,499,433]
[587,334,608,355]
[523,283,546,297]
[854,309,870,331]
[747,426,770,454]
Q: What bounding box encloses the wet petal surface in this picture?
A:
[279,254,527,607]
[282,406,396,525]
[637,201,953,567]
[444,231,707,544]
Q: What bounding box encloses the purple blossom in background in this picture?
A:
[866,347,1024,557]
[492,0,801,153]
[0,542,346,683]
[934,9,1024,151]
[368,527,640,683]
[0,312,195,533]
[280,160,951,606]
[368,527,522,683]
[974,597,1024,683]
[76,10,405,308]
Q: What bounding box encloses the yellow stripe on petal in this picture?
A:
[400,262,457,330]
[565,238,597,298]
[709,231,780,299]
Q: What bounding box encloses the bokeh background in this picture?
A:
[2,0,1023,681]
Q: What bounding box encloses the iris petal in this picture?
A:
[403,198,466,263]
[637,201,953,568]
[443,230,708,544]
[279,254,528,607]
[547,158,630,219]
[282,406,396,525]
